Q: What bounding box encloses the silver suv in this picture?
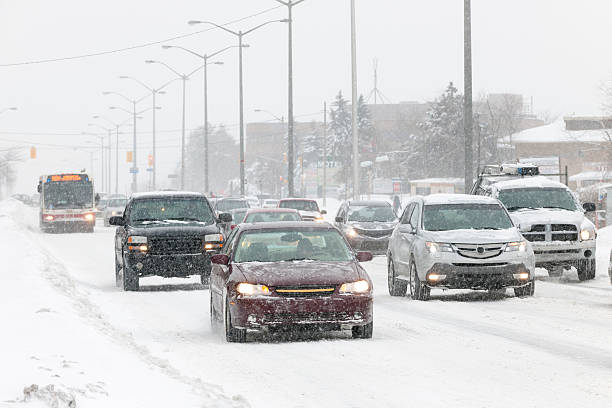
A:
[387,194,535,300]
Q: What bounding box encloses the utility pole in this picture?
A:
[350,0,359,199]
[322,101,327,207]
[107,129,112,192]
[115,125,119,193]
[464,0,474,193]
[132,100,138,193]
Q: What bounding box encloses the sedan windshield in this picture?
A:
[244,212,301,223]
[498,188,578,211]
[348,205,397,222]
[129,198,214,225]
[423,204,514,232]
[216,200,249,212]
[279,200,319,212]
[234,229,353,263]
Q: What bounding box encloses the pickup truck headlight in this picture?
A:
[204,234,224,251]
[505,241,527,252]
[580,229,595,241]
[426,242,453,254]
[339,280,370,294]
[127,236,147,244]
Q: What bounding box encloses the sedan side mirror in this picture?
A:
[109,216,125,226]
[335,216,344,223]
[211,254,230,265]
[583,202,596,213]
[218,213,233,223]
[321,210,327,215]
[356,251,373,262]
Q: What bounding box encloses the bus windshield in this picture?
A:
[43,182,94,210]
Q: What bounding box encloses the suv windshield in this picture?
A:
[234,229,353,263]
[216,199,249,212]
[279,200,319,212]
[423,203,514,232]
[498,187,578,212]
[129,198,214,225]
[348,205,397,222]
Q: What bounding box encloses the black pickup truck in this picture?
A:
[109,192,232,291]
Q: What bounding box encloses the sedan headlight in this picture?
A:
[236,283,270,296]
[580,229,595,241]
[425,242,454,254]
[339,280,370,294]
[127,236,147,244]
[505,241,527,252]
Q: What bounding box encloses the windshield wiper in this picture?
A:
[506,206,539,212]
[134,218,165,223]
[540,206,572,211]
[167,217,204,222]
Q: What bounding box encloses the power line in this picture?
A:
[0,6,282,68]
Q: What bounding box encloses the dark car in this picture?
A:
[109,192,232,291]
[209,222,374,342]
[334,200,399,255]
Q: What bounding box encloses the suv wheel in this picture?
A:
[224,298,246,343]
[352,322,373,339]
[577,259,596,281]
[410,260,430,301]
[514,280,535,297]
[122,254,139,291]
[388,258,407,297]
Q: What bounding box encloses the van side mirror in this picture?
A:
[583,203,596,213]
[109,216,125,226]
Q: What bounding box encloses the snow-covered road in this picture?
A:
[3,199,612,408]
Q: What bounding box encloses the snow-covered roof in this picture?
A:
[512,119,610,144]
[130,191,205,199]
[491,176,568,190]
[423,194,499,205]
[569,171,612,182]
[410,178,464,185]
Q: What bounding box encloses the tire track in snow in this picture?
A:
[19,220,250,408]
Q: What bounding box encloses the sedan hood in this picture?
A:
[235,261,362,287]
[421,228,522,244]
[128,223,220,237]
[508,208,586,229]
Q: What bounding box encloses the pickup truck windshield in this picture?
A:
[498,187,578,212]
[424,203,513,232]
[129,198,214,225]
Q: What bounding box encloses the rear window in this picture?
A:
[216,199,249,211]
[279,200,319,212]
[244,212,301,223]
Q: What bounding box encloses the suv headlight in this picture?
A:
[236,283,270,296]
[505,241,527,252]
[425,242,453,254]
[339,280,370,294]
[580,229,595,241]
[346,227,358,237]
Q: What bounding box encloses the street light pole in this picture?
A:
[275,0,305,198]
[464,0,474,193]
[350,0,360,199]
[188,19,287,196]
[323,101,327,207]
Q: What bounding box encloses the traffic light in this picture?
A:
[126,151,133,163]
[148,154,154,167]
[29,146,36,159]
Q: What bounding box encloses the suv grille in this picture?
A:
[148,237,203,255]
[523,224,578,242]
[455,243,504,259]
[354,228,393,238]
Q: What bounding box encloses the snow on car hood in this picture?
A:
[350,221,397,231]
[236,260,362,287]
[421,228,522,244]
[508,208,592,229]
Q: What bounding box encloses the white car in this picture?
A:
[103,196,127,227]
[387,194,535,300]
[261,199,279,208]
[246,196,260,208]
[474,172,597,280]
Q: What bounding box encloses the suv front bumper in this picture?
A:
[426,263,533,290]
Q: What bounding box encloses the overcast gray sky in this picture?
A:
[2,0,612,192]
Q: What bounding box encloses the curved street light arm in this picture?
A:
[103,91,132,104]
[120,76,154,93]
[150,60,186,79]
[194,21,240,37]
[164,45,205,60]
[243,19,286,36]
[207,44,241,59]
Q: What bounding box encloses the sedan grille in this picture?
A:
[263,312,355,323]
[273,285,336,297]
[148,237,202,255]
[455,243,504,259]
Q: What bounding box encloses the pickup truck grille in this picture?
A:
[523,224,578,242]
[148,237,203,255]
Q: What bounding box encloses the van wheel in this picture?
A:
[388,259,407,296]
[514,280,535,297]
[577,259,595,281]
[410,260,430,301]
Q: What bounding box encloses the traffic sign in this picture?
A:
[129,167,139,174]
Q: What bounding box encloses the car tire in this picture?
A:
[210,290,221,331]
[114,254,121,288]
[410,260,430,301]
[577,259,595,281]
[201,274,210,286]
[387,258,407,297]
[514,280,535,297]
[352,322,373,339]
[224,298,246,343]
[121,254,139,292]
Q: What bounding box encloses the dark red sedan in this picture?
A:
[209,222,374,342]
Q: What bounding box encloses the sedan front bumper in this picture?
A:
[230,294,373,331]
